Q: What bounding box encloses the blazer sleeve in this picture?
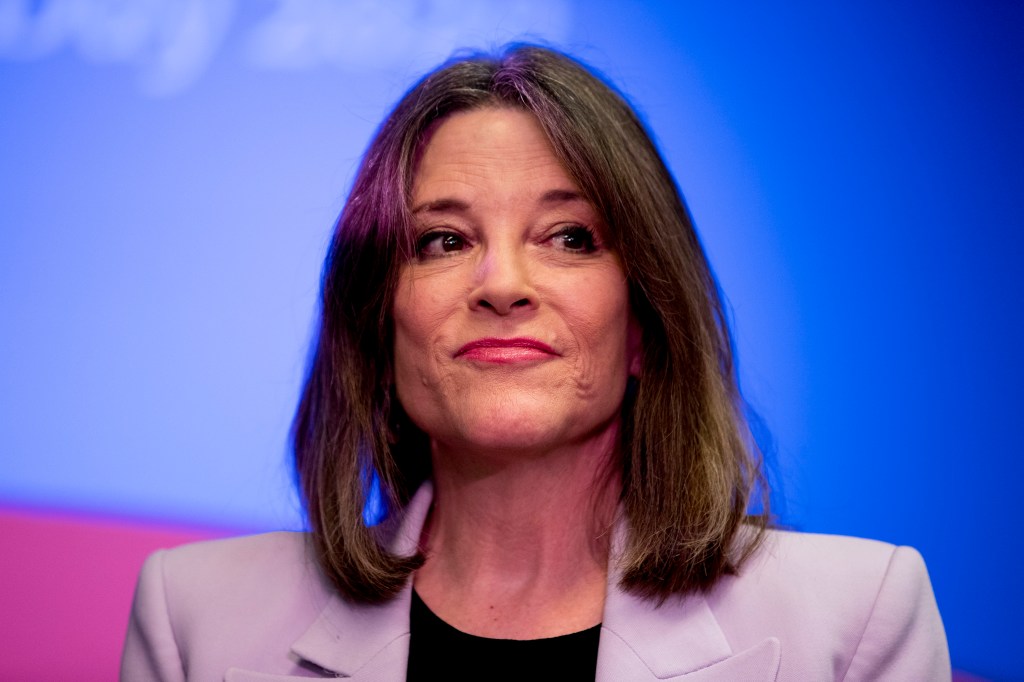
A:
[842,545,950,681]
[121,550,187,682]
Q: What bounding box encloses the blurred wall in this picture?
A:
[1,1,1021,678]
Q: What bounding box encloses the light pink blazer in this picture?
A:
[122,484,950,681]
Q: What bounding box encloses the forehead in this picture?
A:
[411,107,581,205]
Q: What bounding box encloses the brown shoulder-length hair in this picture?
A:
[293,44,769,604]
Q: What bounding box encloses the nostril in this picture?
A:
[474,296,533,314]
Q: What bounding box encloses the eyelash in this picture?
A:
[414,224,601,260]
[415,230,467,259]
[551,225,599,254]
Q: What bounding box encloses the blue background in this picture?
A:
[1,1,1021,678]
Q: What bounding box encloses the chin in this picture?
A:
[441,396,618,458]
[458,421,560,455]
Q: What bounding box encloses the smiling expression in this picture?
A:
[392,107,640,459]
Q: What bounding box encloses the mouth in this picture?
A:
[454,337,559,364]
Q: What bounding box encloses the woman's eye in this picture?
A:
[417,231,467,258]
[553,225,598,253]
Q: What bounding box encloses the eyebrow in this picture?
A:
[411,198,470,215]
[411,189,586,215]
[539,189,586,205]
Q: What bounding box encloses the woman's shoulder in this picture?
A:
[156,531,311,570]
[149,531,324,603]
[137,531,336,637]
[727,528,932,613]
[124,532,337,679]
[754,527,918,573]
[706,528,948,680]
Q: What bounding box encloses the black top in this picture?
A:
[405,589,602,682]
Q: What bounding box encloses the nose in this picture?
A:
[469,244,538,315]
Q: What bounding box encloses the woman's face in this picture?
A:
[392,107,640,458]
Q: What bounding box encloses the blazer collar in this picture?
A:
[288,484,433,680]
[595,520,779,681]
[288,483,779,681]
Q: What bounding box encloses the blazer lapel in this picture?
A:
[597,523,780,681]
[287,485,435,680]
[257,483,778,682]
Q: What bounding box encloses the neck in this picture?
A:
[413,421,621,639]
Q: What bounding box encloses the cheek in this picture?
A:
[627,314,642,377]
[392,305,437,430]
[556,271,633,373]
[392,281,426,386]
[392,321,418,379]
[391,275,457,388]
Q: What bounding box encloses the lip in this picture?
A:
[454,337,559,364]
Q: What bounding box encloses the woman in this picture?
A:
[122,45,949,681]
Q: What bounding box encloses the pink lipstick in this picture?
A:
[455,337,558,364]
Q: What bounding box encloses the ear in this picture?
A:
[627,312,642,378]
